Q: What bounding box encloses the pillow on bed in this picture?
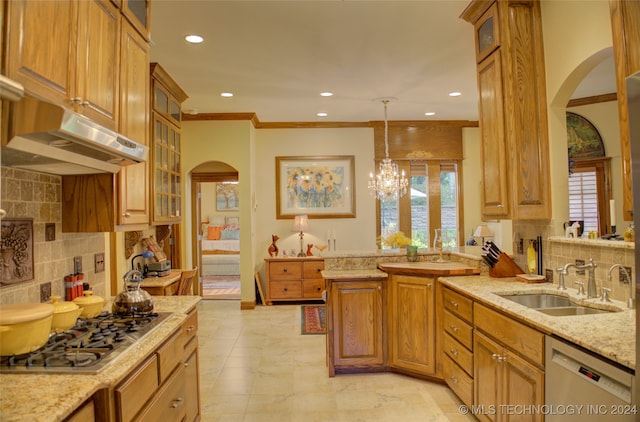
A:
[220,228,240,240]
[207,225,224,240]
[209,216,226,226]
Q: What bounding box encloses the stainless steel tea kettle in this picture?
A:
[112,270,154,315]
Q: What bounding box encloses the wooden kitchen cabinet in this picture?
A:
[150,63,188,224]
[441,286,474,407]
[5,0,121,130]
[121,0,151,39]
[610,0,640,221]
[113,309,199,422]
[118,18,151,227]
[473,303,544,422]
[461,0,551,220]
[387,274,436,377]
[264,258,325,305]
[326,278,385,376]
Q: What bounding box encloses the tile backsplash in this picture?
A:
[1,167,107,304]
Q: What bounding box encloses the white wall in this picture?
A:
[254,127,377,257]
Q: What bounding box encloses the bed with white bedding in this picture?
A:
[200,222,240,276]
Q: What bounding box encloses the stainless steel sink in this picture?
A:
[500,294,573,308]
[537,306,612,316]
[499,293,619,316]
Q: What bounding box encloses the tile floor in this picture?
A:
[197,300,475,421]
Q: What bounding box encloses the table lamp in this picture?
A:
[474,224,493,246]
[292,215,309,257]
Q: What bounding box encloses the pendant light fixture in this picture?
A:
[368,99,408,202]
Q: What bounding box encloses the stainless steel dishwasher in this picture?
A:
[545,336,636,421]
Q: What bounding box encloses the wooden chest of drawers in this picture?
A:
[264,258,324,305]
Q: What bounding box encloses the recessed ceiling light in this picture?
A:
[220,92,233,97]
[317,112,328,117]
[449,92,462,97]
[425,112,436,116]
[185,35,204,44]
[320,92,333,97]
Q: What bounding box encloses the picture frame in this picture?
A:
[276,155,356,219]
[216,182,239,211]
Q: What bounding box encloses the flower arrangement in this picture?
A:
[379,231,412,249]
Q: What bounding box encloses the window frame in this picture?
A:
[569,157,612,235]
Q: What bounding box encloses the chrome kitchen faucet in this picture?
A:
[556,259,598,298]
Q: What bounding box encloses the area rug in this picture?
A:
[201,275,241,300]
[301,304,326,335]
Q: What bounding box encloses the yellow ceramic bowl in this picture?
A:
[50,296,83,333]
[73,291,106,318]
[0,303,54,355]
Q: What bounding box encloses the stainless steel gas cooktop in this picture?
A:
[0,311,170,374]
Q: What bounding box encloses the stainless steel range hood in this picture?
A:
[1,96,148,175]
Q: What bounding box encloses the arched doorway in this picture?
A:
[191,161,240,299]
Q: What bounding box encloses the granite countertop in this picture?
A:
[0,296,201,422]
[440,275,635,370]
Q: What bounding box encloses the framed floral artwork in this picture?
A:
[276,155,356,219]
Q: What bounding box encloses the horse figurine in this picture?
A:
[268,235,280,257]
[306,244,314,256]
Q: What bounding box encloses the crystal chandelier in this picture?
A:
[368,99,408,202]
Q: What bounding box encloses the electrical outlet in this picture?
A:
[619,266,632,284]
[73,256,82,274]
[95,253,105,273]
[40,282,51,303]
[575,259,585,276]
[545,269,554,283]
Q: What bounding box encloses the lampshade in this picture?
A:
[292,215,309,232]
[474,225,493,238]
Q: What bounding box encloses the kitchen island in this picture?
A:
[0,295,200,422]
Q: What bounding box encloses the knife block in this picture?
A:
[489,252,525,277]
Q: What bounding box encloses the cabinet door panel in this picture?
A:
[331,281,383,366]
[6,0,76,105]
[502,350,544,422]
[77,0,120,129]
[477,51,510,218]
[474,332,500,422]
[389,275,435,375]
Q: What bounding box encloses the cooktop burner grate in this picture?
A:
[0,311,171,374]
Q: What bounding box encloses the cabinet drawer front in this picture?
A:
[443,332,473,376]
[302,260,324,279]
[443,309,473,350]
[443,288,473,322]
[182,310,198,348]
[157,329,183,383]
[115,355,159,422]
[443,355,473,407]
[269,262,302,280]
[302,279,325,298]
[474,303,544,366]
[137,365,187,422]
[269,281,302,298]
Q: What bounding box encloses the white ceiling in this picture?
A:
[149,1,616,123]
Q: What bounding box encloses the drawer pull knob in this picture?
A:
[317,287,321,291]
[284,288,288,291]
[449,324,459,332]
[449,376,459,384]
[450,348,458,356]
[186,325,196,332]
[283,268,288,273]
[170,397,184,408]
[450,300,458,308]
[317,268,322,272]
[492,353,500,360]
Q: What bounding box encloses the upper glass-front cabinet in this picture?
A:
[150,63,188,225]
[122,0,151,39]
[474,2,499,63]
